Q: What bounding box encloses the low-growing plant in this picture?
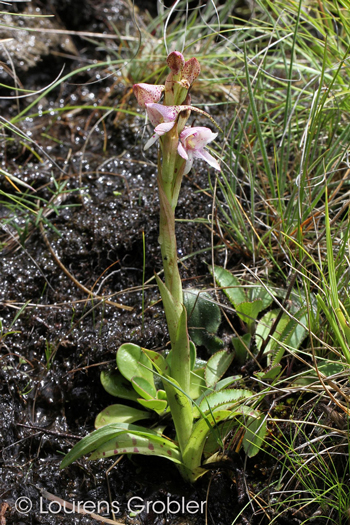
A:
[60,51,266,483]
[213,265,312,379]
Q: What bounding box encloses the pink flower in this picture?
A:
[133,83,165,108]
[144,103,181,149]
[177,127,220,174]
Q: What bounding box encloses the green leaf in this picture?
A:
[89,431,182,464]
[143,349,169,374]
[137,398,168,414]
[170,306,191,395]
[117,343,154,387]
[182,410,233,481]
[154,273,182,345]
[256,309,288,353]
[157,389,167,400]
[100,370,139,402]
[193,376,243,416]
[190,341,196,371]
[231,333,251,365]
[214,375,242,390]
[199,388,254,414]
[250,286,274,310]
[236,299,264,327]
[213,266,274,329]
[162,374,193,454]
[292,361,345,386]
[60,422,180,469]
[189,367,206,400]
[242,415,267,457]
[184,288,222,334]
[203,405,260,457]
[256,308,308,366]
[131,376,157,400]
[213,266,246,305]
[199,333,225,355]
[205,350,234,388]
[254,365,282,381]
[184,289,224,354]
[95,405,151,428]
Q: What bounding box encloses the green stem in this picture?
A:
[156,123,191,396]
[158,178,183,305]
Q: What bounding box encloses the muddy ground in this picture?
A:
[0,2,337,525]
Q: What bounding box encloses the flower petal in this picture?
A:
[144,133,159,150]
[193,148,220,171]
[182,58,200,87]
[177,141,188,160]
[133,83,164,108]
[154,121,176,135]
[180,127,218,148]
[183,156,194,175]
[145,103,179,127]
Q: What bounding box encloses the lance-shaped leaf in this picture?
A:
[183,406,262,481]
[196,388,254,417]
[231,333,251,365]
[189,367,206,400]
[162,374,193,454]
[255,308,308,366]
[166,340,196,372]
[242,415,267,458]
[203,405,260,457]
[154,273,182,345]
[95,405,151,428]
[193,375,242,415]
[254,365,282,381]
[213,266,246,305]
[89,431,183,463]
[60,422,179,469]
[205,350,234,388]
[235,299,264,332]
[182,410,236,480]
[170,306,191,394]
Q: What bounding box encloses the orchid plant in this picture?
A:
[61,52,266,483]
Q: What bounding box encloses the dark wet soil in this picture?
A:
[0,2,338,525]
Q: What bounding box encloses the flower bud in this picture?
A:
[166,51,185,75]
